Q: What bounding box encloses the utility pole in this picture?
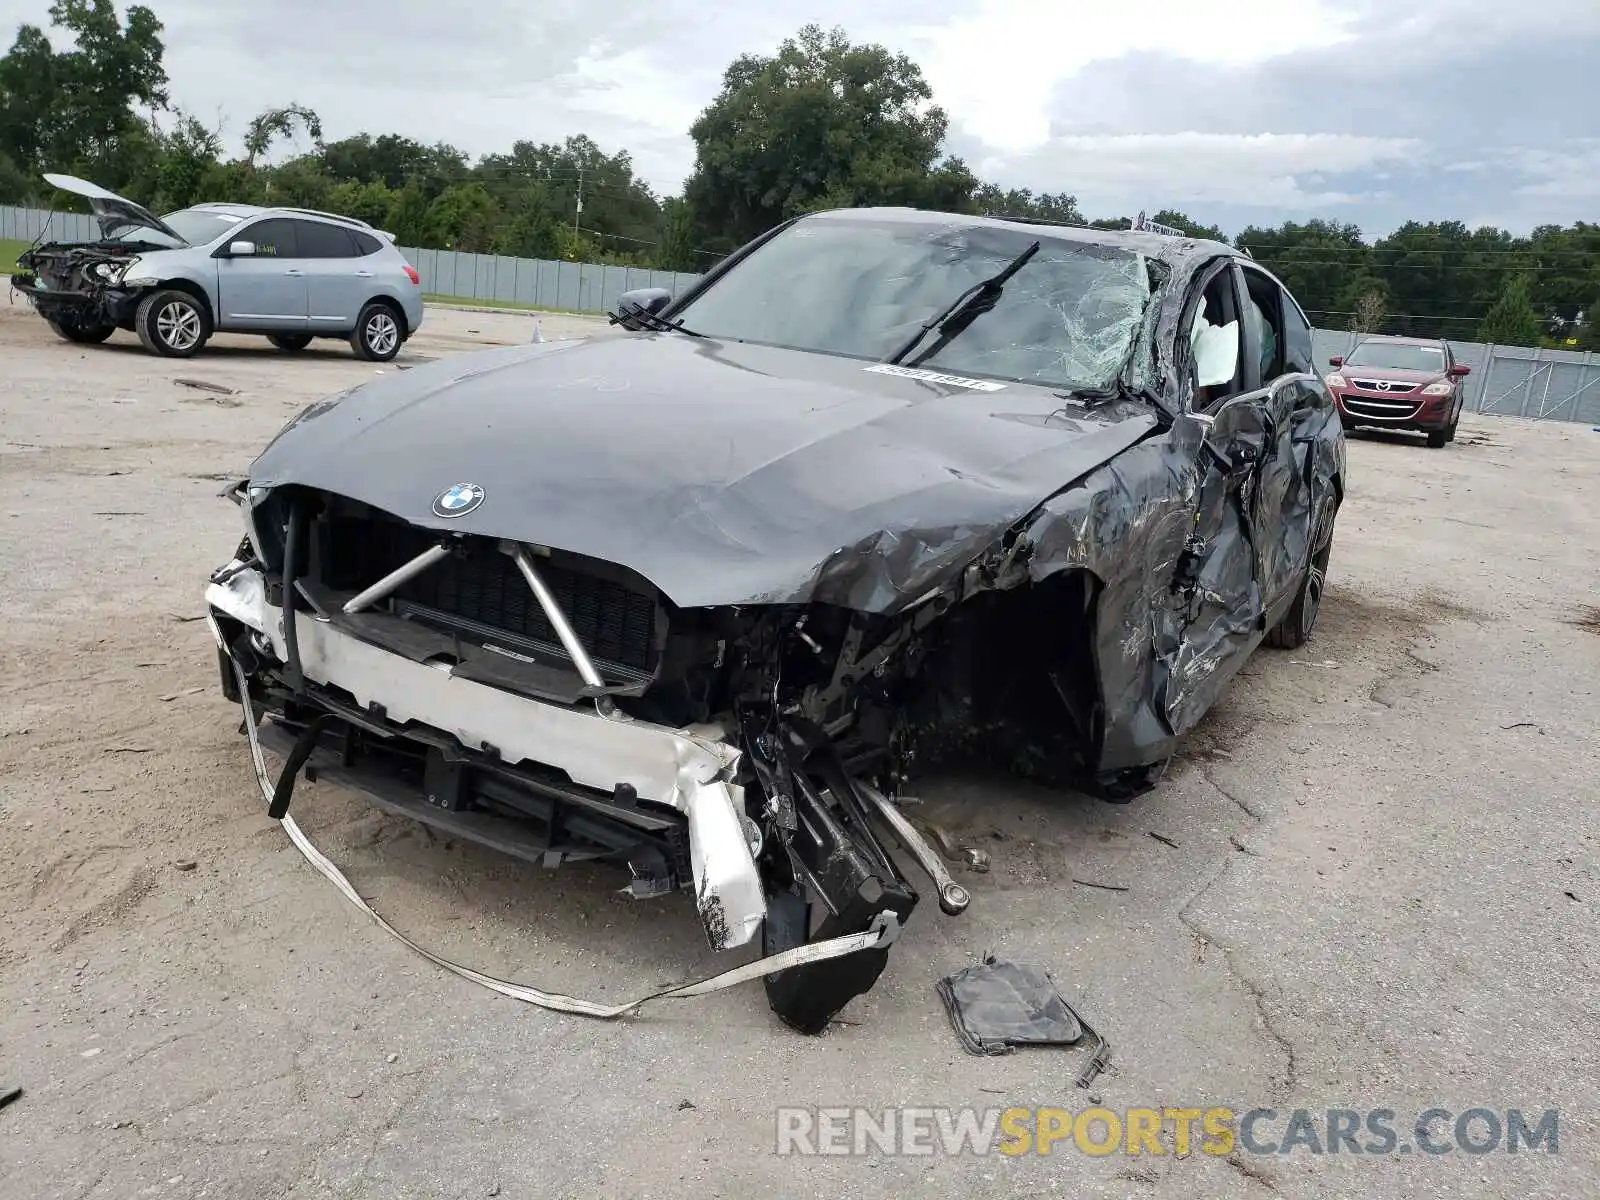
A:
[574,165,584,237]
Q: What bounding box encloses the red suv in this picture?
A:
[1325,335,1471,448]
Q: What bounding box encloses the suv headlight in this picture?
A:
[1325,372,1346,389]
[1421,380,1454,396]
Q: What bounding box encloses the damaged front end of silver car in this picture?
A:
[204,481,974,1034]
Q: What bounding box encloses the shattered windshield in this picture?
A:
[673,215,1153,390]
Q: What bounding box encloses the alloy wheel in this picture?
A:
[366,312,399,357]
[157,301,202,351]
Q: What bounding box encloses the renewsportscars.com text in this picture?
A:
[774,1106,1560,1158]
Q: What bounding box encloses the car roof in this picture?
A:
[801,206,1238,272]
[1357,334,1449,347]
[186,201,373,229]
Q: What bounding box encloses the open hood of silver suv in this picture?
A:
[42,173,185,243]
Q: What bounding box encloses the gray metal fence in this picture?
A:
[1,202,97,244]
[7,202,1599,424]
[1313,329,1600,425]
[399,246,701,315]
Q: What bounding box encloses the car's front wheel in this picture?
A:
[1426,426,1449,449]
[1266,511,1335,650]
[135,290,210,358]
[350,302,403,362]
[47,318,115,345]
[268,333,313,352]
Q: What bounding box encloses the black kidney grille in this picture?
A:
[321,515,658,672]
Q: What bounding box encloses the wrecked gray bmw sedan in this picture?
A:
[204,208,1345,1032]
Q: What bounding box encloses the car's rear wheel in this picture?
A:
[268,333,313,352]
[1266,510,1335,650]
[47,318,115,345]
[350,301,402,362]
[135,289,210,358]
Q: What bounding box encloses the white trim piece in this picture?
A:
[204,565,765,949]
[863,363,1007,391]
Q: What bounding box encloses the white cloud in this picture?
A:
[1508,143,1600,199]
[908,0,1356,151]
[0,0,1595,232]
[987,132,1422,210]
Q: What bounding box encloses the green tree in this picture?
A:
[500,197,563,260]
[427,181,499,251]
[242,103,321,170]
[1373,221,1520,340]
[1148,209,1226,241]
[683,24,975,247]
[386,183,433,246]
[973,184,1083,225]
[142,109,221,210]
[1579,296,1600,351]
[0,1,168,191]
[324,178,396,228]
[1478,274,1544,347]
[1236,220,1370,324]
[657,197,699,271]
[1526,222,1600,339]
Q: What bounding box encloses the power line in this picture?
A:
[1241,244,1599,260]
[1303,308,1498,324]
[1250,261,1577,272]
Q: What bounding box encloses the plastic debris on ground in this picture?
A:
[936,956,1111,1086]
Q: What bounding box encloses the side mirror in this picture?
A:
[1449,364,1471,378]
[225,240,256,258]
[615,287,671,330]
[1328,356,1344,368]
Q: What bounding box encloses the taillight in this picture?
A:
[403,264,420,286]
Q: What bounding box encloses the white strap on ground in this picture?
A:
[229,666,890,1019]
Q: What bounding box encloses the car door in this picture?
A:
[1235,262,1318,614]
[296,219,368,331]
[213,218,308,329]
[1163,259,1273,735]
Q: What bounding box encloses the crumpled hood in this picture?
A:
[249,334,1159,612]
[42,172,184,243]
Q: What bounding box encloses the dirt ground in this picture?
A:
[1,295,1597,1200]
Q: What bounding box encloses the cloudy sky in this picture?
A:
[4,0,1597,236]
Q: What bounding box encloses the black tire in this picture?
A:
[268,333,313,352]
[1266,516,1334,650]
[47,318,115,345]
[1426,427,1449,449]
[1445,409,1460,442]
[350,301,403,362]
[135,289,210,358]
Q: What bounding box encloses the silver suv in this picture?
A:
[10,174,426,360]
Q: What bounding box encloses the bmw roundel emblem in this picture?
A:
[432,482,485,518]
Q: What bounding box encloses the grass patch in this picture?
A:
[423,292,589,317]
[1,238,31,273]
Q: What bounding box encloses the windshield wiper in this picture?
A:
[605,305,705,338]
[884,240,1041,367]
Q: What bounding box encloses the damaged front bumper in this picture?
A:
[206,560,769,950]
[9,273,144,327]
[206,543,967,1032]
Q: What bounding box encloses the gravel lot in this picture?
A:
[1,297,1596,1200]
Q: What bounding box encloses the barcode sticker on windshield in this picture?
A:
[863,364,1007,392]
